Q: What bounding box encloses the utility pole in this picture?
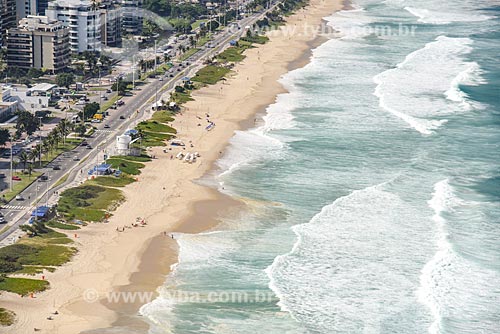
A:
[9,140,13,191]
[154,40,157,72]
[38,117,42,168]
[45,172,49,206]
[132,55,135,92]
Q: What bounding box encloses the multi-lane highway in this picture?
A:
[0,4,280,244]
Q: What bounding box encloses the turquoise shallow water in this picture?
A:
[141,1,500,333]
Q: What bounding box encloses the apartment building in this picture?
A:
[46,0,101,53]
[6,15,70,72]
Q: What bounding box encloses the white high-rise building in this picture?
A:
[46,0,101,54]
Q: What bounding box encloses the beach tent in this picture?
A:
[94,163,113,176]
[124,129,138,136]
[31,206,50,218]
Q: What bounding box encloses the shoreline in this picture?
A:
[0,1,344,333]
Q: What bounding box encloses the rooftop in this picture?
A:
[29,83,57,92]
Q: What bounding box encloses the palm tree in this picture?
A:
[90,0,99,53]
[28,149,37,167]
[18,151,29,172]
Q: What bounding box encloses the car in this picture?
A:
[91,119,101,123]
[104,124,110,129]
[106,89,112,93]
[177,68,181,72]
[38,175,48,181]
[0,173,5,178]
[73,156,79,161]
[159,77,163,81]
[169,74,174,78]
[0,216,5,224]
[102,96,108,101]
[81,141,88,146]
[116,100,125,106]
[15,194,24,201]
[186,62,190,65]
[12,175,21,181]
[86,145,93,149]
[119,115,125,120]
[52,165,61,170]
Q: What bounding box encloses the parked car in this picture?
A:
[15,194,24,201]
[0,216,5,224]
[0,173,5,178]
[12,175,21,181]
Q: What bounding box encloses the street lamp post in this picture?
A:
[132,56,135,92]
[38,117,43,168]
[9,140,13,191]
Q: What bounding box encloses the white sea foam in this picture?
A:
[417,180,460,334]
[405,6,493,25]
[445,62,486,110]
[216,76,298,180]
[418,180,500,334]
[373,36,483,135]
[266,182,433,332]
[325,6,373,40]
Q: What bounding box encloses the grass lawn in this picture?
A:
[41,139,83,166]
[0,277,49,295]
[0,230,76,294]
[170,91,193,104]
[1,171,42,202]
[178,48,200,62]
[191,65,230,85]
[100,95,120,112]
[241,35,269,44]
[137,121,177,134]
[46,220,80,230]
[217,45,248,63]
[52,172,69,189]
[110,155,152,163]
[196,35,211,47]
[151,110,175,123]
[89,176,135,187]
[0,308,15,326]
[191,19,205,30]
[58,184,124,221]
[14,265,56,275]
[106,158,145,175]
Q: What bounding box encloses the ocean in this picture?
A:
[141,0,500,333]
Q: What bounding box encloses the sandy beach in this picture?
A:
[0,0,343,332]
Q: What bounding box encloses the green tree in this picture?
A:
[80,102,100,121]
[0,128,10,146]
[75,124,87,137]
[18,151,29,171]
[56,73,75,88]
[27,68,44,78]
[111,78,128,96]
[15,110,40,138]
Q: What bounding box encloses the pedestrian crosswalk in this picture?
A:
[1,205,29,210]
